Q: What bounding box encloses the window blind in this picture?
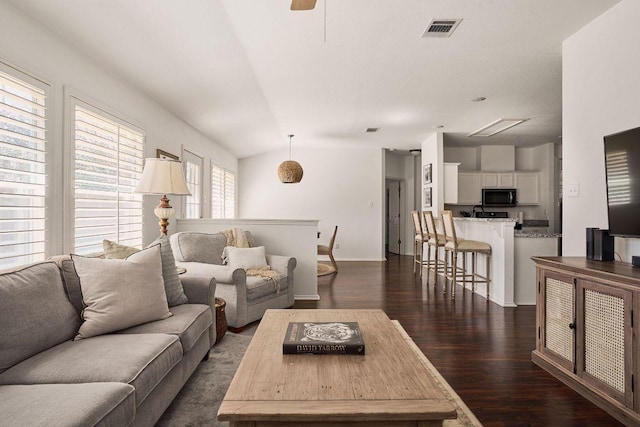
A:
[211,162,235,218]
[182,149,202,219]
[0,67,48,270]
[73,102,144,254]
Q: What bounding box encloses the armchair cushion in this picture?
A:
[226,246,268,270]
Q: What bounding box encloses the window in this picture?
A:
[73,100,144,254]
[182,149,203,219]
[211,162,235,218]
[0,66,49,270]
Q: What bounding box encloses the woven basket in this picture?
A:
[215,297,227,344]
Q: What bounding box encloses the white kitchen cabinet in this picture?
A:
[482,172,515,188]
[458,172,482,205]
[515,172,539,204]
[443,163,460,204]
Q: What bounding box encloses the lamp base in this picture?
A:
[154,195,175,235]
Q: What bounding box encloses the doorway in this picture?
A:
[385,179,403,256]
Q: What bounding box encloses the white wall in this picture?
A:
[444,146,479,171]
[563,0,640,258]
[0,3,237,252]
[239,147,385,261]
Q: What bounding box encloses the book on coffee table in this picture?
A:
[283,322,365,355]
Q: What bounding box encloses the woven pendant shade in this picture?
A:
[278,134,303,183]
[278,160,304,183]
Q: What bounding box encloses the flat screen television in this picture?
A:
[604,126,640,237]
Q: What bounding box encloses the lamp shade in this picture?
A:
[278,160,304,183]
[278,134,303,183]
[134,158,191,195]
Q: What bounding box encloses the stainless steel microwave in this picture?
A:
[482,188,517,207]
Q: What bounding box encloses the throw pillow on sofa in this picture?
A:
[103,236,188,306]
[72,244,172,340]
[148,234,188,306]
[103,240,139,259]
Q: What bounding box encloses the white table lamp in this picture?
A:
[134,158,191,235]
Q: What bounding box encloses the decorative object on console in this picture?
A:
[586,227,598,260]
[593,229,614,261]
[277,134,303,183]
[134,158,191,235]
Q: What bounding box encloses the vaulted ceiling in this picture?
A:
[6,0,620,158]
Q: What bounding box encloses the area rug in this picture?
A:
[157,325,481,427]
[317,262,336,276]
[156,332,252,426]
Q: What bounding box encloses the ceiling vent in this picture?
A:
[421,19,462,38]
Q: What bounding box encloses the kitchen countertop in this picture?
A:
[453,217,560,237]
[453,217,516,222]
[515,231,561,238]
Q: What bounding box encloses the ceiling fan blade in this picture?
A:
[291,0,316,11]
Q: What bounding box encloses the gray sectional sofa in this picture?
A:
[0,256,217,427]
[171,231,296,330]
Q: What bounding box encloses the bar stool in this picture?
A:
[440,210,492,299]
[411,210,428,276]
[422,210,446,280]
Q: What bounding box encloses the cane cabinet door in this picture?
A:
[576,279,633,407]
[539,269,576,373]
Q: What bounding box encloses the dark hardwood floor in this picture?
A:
[294,256,623,427]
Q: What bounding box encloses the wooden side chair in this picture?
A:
[422,210,446,279]
[318,225,338,273]
[440,210,492,299]
[411,210,428,276]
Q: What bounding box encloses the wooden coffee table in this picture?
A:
[218,309,457,426]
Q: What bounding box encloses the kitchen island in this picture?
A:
[514,231,561,305]
[451,218,560,307]
[452,218,516,307]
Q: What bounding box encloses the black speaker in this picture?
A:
[593,229,614,261]
[586,227,598,260]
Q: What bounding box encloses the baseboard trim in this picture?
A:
[294,294,320,301]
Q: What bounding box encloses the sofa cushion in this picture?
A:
[171,232,227,265]
[0,333,182,406]
[0,383,135,427]
[148,234,188,306]
[0,262,80,374]
[246,275,289,301]
[226,246,268,270]
[72,245,172,340]
[119,303,212,352]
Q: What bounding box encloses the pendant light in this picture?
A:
[277,134,304,183]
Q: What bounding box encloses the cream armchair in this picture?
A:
[170,231,296,330]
